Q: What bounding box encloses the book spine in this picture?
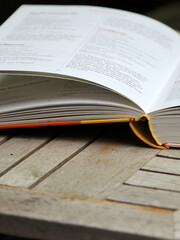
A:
[81,118,131,124]
[0,121,81,129]
[0,118,132,129]
[130,115,168,149]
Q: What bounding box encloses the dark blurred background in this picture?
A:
[0,0,180,28]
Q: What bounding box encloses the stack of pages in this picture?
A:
[0,5,180,149]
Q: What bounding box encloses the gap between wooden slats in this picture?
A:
[0,187,174,240]
[0,127,61,177]
[125,170,180,192]
[0,136,11,146]
[158,149,180,160]
[107,184,180,210]
[108,153,180,209]
[141,156,180,175]
[0,129,13,146]
[0,125,103,188]
[33,125,159,198]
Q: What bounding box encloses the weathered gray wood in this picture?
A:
[0,131,56,176]
[35,129,159,198]
[0,187,174,240]
[125,170,180,192]
[108,184,180,209]
[0,134,10,146]
[174,210,180,240]
[158,149,180,160]
[0,124,177,240]
[141,156,180,175]
[0,126,99,188]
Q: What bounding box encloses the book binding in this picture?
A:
[0,117,168,149]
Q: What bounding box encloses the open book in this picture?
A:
[0,5,180,149]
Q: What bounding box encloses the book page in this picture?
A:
[0,74,141,117]
[148,60,180,113]
[0,5,180,112]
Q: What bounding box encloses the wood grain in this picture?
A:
[0,124,179,240]
[108,184,180,209]
[0,134,10,145]
[0,131,55,177]
[125,170,180,192]
[158,149,180,160]
[0,187,174,240]
[174,210,180,240]
[141,156,180,175]
[35,127,159,198]
[0,126,99,188]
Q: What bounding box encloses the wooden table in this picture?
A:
[0,123,180,240]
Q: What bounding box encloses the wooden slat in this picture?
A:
[0,129,13,146]
[108,184,180,209]
[141,156,180,175]
[0,128,57,176]
[0,126,100,188]
[35,127,159,198]
[174,210,180,240]
[158,149,180,160]
[0,187,174,240]
[0,135,10,145]
[125,170,180,192]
